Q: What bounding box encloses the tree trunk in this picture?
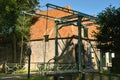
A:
[13,33,16,62]
[20,36,23,66]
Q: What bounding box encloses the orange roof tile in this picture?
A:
[30,6,98,40]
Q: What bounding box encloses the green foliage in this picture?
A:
[0,0,17,33]
[95,6,120,54]
[15,14,31,41]
[0,0,39,41]
[17,69,27,73]
[0,0,39,62]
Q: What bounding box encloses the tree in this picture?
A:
[0,0,39,62]
[95,6,120,57]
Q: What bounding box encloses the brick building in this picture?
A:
[29,5,99,70]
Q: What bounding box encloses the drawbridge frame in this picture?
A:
[23,3,98,75]
[46,3,97,72]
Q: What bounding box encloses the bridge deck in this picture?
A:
[45,70,79,76]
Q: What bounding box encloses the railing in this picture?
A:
[4,63,24,74]
[3,62,120,80]
[2,62,78,74]
[37,63,78,75]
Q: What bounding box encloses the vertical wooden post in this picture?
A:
[54,20,59,80]
[77,15,83,71]
[55,20,59,66]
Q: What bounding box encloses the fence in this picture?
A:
[3,62,120,80]
[36,62,78,75]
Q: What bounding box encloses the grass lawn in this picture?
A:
[0,72,52,80]
[22,76,49,80]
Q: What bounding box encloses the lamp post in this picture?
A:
[27,47,32,79]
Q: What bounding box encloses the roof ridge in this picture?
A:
[64,6,72,10]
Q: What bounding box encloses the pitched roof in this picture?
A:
[30,6,98,40]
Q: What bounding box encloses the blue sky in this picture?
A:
[39,0,120,15]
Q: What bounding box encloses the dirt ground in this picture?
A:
[0,72,39,80]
